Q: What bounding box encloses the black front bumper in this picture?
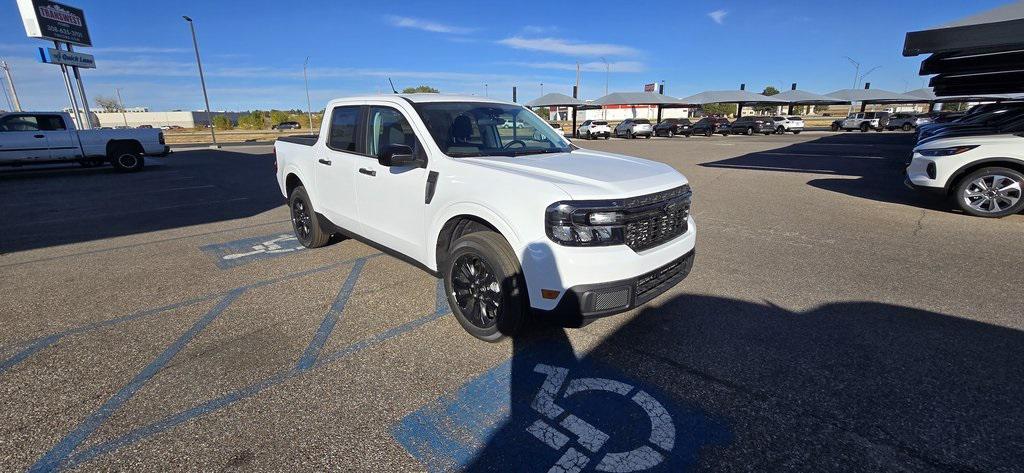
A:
[534,249,695,328]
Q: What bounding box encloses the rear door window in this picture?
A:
[328,106,362,153]
[36,115,67,131]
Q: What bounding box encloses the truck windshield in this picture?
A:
[413,102,572,157]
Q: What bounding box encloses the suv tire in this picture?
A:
[667,130,674,138]
[860,122,870,132]
[776,126,786,135]
[744,127,753,136]
[954,167,1024,218]
[704,129,712,137]
[289,186,331,248]
[443,231,527,342]
[902,123,913,131]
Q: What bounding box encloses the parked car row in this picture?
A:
[576,116,805,139]
[905,102,1024,218]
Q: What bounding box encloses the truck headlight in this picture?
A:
[545,203,625,246]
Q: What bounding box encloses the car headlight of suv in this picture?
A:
[545,202,626,246]
[917,145,978,157]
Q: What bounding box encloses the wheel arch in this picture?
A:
[285,172,304,197]
[106,139,143,157]
[945,158,1024,194]
[430,207,522,272]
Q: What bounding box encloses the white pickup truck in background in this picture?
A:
[275,94,696,342]
[0,112,169,171]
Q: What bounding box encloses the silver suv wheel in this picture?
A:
[956,168,1024,218]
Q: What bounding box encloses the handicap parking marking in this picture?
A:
[200,232,304,269]
[392,345,732,472]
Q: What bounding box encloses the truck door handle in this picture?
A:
[358,168,376,176]
[318,158,331,165]
[34,134,45,138]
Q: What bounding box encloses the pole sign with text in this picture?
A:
[38,47,95,68]
[16,0,92,47]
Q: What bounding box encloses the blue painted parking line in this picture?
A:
[295,258,367,371]
[59,280,451,471]
[0,254,380,376]
[392,344,732,472]
[200,232,306,269]
[30,290,245,473]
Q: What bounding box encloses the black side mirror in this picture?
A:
[379,144,417,167]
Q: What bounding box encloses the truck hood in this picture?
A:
[459,149,686,199]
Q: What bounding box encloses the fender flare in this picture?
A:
[426,202,524,271]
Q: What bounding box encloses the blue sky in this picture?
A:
[0,0,1010,112]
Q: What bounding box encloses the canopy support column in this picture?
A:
[657,105,663,123]
[572,106,577,138]
[787,104,794,115]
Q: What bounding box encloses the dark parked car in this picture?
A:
[729,116,776,135]
[653,118,692,137]
[273,121,301,130]
[691,117,731,136]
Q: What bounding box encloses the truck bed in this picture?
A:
[277,135,319,146]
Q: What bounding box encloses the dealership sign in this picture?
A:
[38,47,95,68]
[16,0,92,47]
[644,83,656,93]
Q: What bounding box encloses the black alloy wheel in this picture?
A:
[451,253,502,329]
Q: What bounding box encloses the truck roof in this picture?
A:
[328,93,516,106]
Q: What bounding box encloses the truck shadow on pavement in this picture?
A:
[397,292,1024,472]
[0,149,283,254]
[699,133,956,211]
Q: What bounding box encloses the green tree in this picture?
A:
[534,107,551,119]
[238,110,266,129]
[212,115,233,130]
[701,103,737,117]
[270,110,289,125]
[401,85,439,94]
[754,86,781,113]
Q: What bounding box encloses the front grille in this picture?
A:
[622,185,691,252]
[635,252,694,305]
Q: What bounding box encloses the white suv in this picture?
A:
[275,94,696,341]
[772,116,804,134]
[906,133,1024,217]
[577,120,611,139]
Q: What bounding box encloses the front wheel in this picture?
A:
[954,167,1024,218]
[831,124,840,132]
[667,130,674,138]
[902,123,912,131]
[704,129,712,137]
[745,127,753,136]
[444,231,527,341]
[860,123,870,132]
[289,186,331,248]
[776,126,786,135]
[793,130,801,135]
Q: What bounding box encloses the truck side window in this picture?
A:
[328,106,360,152]
[36,115,67,131]
[367,106,419,157]
[0,116,40,132]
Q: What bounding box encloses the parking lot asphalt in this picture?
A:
[1,131,1022,472]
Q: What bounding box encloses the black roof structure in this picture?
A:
[903,1,1024,96]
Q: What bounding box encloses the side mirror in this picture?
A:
[379,144,417,167]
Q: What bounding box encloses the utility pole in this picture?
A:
[183,16,218,148]
[303,56,313,131]
[115,88,128,127]
[575,62,581,98]
[1,59,22,111]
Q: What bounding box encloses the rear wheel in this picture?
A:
[667,130,674,138]
[793,130,801,134]
[831,123,840,132]
[109,144,145,172]
[289,186,331,248]
[954,167,1024,218]
[860,123,870,132]
[745,127,753,136]
[902,123,912,131]
[776,126,786,135]
[443,231,527,342]
[704,129,712,137]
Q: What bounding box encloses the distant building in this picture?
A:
[62,108,241,128]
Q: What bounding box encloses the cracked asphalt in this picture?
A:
[1,131,1021,472]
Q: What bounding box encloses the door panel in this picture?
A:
[353,105,427,260]
[315,105,363,233]
[0,115,50,163]
[38,115,79,160]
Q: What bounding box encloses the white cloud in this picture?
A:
[708,10,728,25]
[497,37,639,57]
[509,61,646,73]
[386,16,474,34]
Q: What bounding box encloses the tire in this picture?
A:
[627,131,634,139]
[704,129,712,137]
[953,167,1024,218]
[443,231,527,341]
[604,134,609,140]
[744,127,753,136]
[288,186,331,248]
[109,143,145,172]
[644,134,650,139]
[667,130,674,138]
[793,130,801,135]
[776,126,786,135]
[860,123,870,132]
[831,123,840,132]
[902,123,912,131]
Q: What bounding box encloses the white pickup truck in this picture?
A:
[0,112,168,171]
[275,94,696,341]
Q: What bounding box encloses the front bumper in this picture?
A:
[534,249,695,327]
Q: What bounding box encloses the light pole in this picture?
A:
[183,16,218,148]
[115,88,128,127]
[540,82,544,96]
[844,56,860,89]
[303,56,313,131]
[484,83,488,97]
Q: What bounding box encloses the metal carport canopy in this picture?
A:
[674,90,788,105]
[525,93,585,108]
[903,1,1024,96]
[771,89,850,104]
[824,88,923,103]
[589,92,690,106]
[904,87,1013,103]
